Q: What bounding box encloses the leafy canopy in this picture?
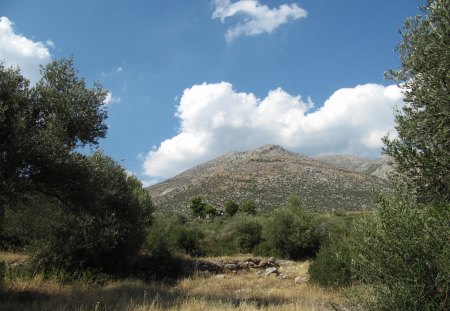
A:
[0,58,107,205]
[383,0,450,204]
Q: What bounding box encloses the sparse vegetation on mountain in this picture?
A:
[148,145,389,213]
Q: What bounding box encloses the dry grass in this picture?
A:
[0,251,29,263]
[1,253,344,311]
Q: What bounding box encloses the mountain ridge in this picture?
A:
[147,145,390,213]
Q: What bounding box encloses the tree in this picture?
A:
[350,191,449,310]
[240,200,257,215]
[189,196,206,218]
[224,199,239,216]
[0,58,107,211]
[35,151,154,272]
[383,0,450,204]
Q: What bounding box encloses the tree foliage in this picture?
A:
[0,59,154,273]
[224,199,239,216]
[383,0,450,204]
[0,58,107,209]
[240,200,257,215]
[34,151,154,272]
[350,191,449,310]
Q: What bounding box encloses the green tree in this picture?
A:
[36,151,154,272]
[0,58,107,217]
[204,203,217,217]
[224,199,239,216]
[240,200,257,215]
[350,191,449,310]
[189,196,206,218]
[383,0,450,204]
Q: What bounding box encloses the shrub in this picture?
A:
[350,191,450,310]
[308,234,352,287]
[147,213,205,257]
[224,200,239,216]
[232,217,262,253]
[34,151,153,273]
[240,200,257,215]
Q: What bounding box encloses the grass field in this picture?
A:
[1,253,344,311]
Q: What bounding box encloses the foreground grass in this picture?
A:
[1,254,343,311]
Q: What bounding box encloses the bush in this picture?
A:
[224,200,239,216]
[0,194,63,251]
[232,217,262,253]
[350,191,450,310]
[34,151,153,273]
[240,200,257,215]
[308,234,352,287]
[146,213,205,257]
[262,197,341,260]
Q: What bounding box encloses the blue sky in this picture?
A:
[1,0,422,185]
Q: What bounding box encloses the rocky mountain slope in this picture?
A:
[314,154,394,180]
[147,145,390,213]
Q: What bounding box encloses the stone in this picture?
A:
[265,267,279,276]
[224,263,238,270]
[294,276,304,284]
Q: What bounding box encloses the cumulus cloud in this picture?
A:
[103,91,121,105]
[0,16,52,83]
[212,0,307,42]
[143,82,404,178]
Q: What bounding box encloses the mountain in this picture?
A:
[146,145,390,213]
[314,154,394,180]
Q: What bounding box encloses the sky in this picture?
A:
[1,0,423,186]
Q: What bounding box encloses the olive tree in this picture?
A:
[383,0,450,204]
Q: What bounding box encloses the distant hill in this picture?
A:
[146,145,390,213]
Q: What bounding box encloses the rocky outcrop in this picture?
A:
[193,257,280,274]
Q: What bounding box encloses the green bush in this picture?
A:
[0,194,63,251]
[224,200,239,216]
[240,200,257,215]
[350,191,450,310]
[308,234,352,287]
[232,217,262,253]
[262,197,340,260]
[146,213,205,257]
[34,151,153,273]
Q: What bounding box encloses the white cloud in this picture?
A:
[103,91,121,105]
[0,16,52,83]
[212,0,307,42]
[143,82,404,178]
[116,66,123,72]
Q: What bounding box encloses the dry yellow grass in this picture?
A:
[0,251,28,263]
[1,254,343,311]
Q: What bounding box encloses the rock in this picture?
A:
[248,262,257,268]
[195,260,223,273]
[215,274,225,279]
[295,276,304,284]
[224,263,238,270]
[258,259,268,268]
[278,273,289,279]
[265,267,279,276]
[238,262,249,269]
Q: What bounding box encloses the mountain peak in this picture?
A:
[147,145,389,214]
[255,144,288,153]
